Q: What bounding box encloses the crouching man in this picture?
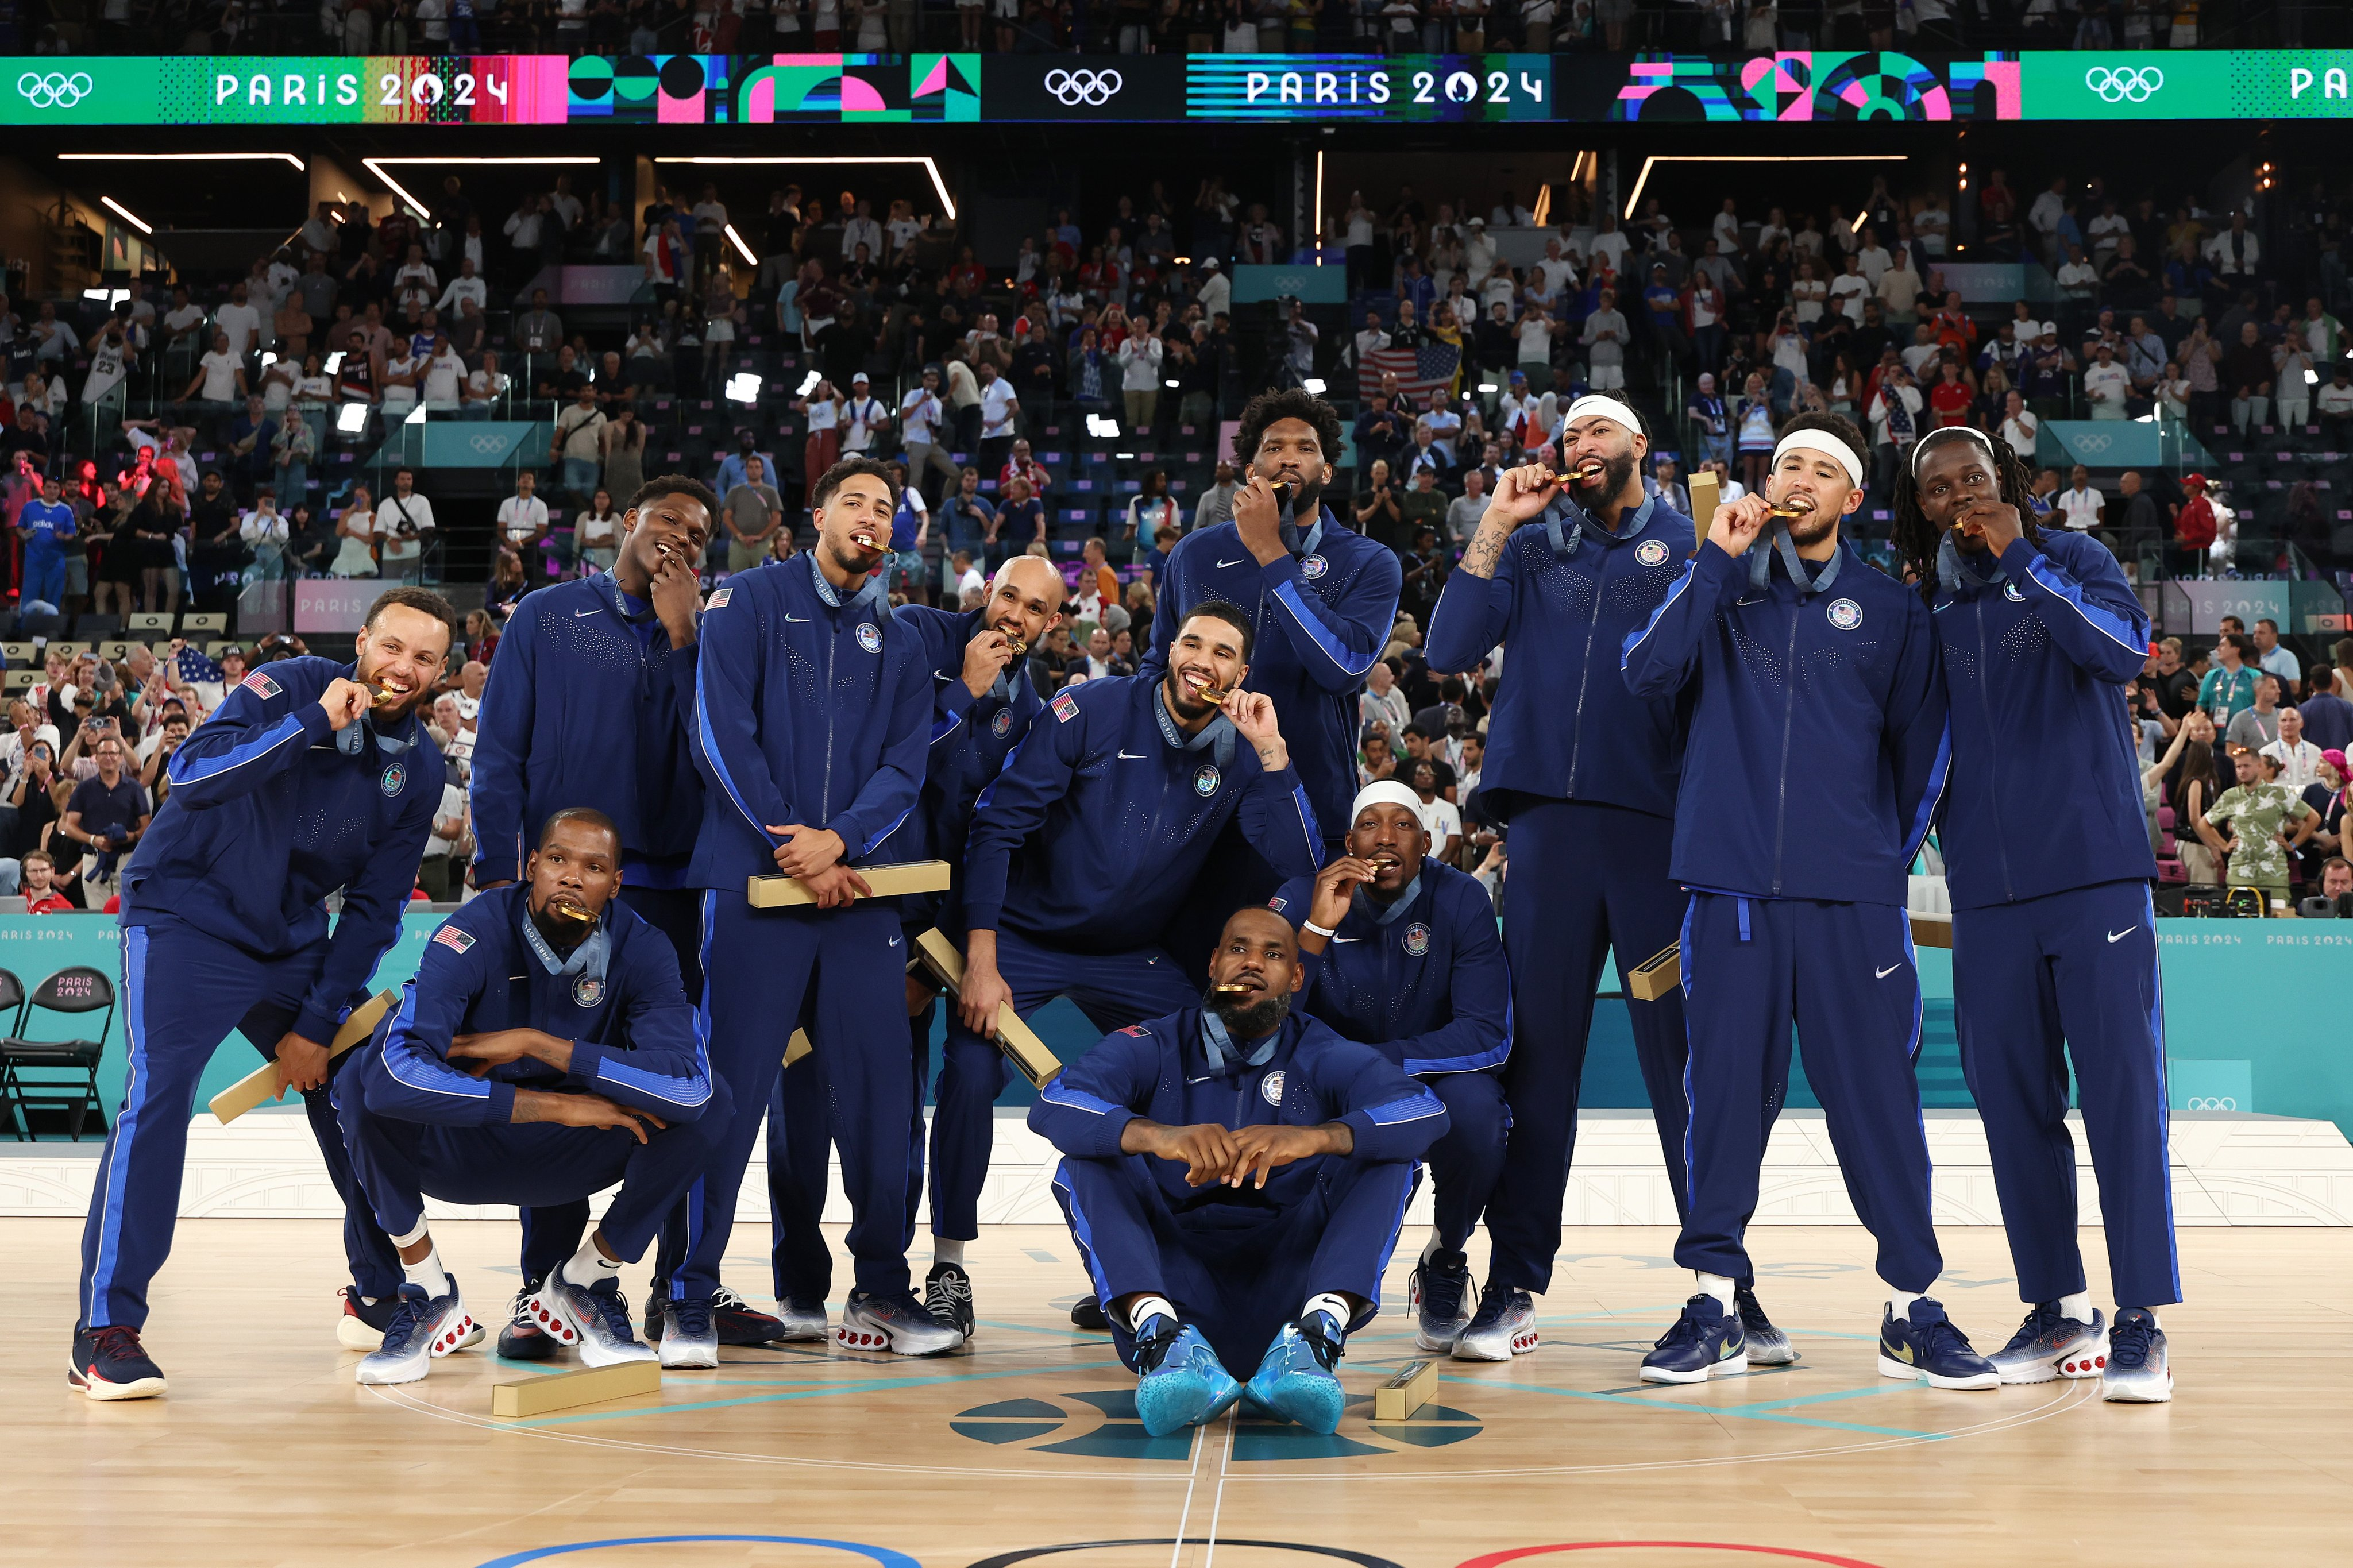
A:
[336,808,730,1384]
[1032,906,1447,1438]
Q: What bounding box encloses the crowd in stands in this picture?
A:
[24,0,2339,59]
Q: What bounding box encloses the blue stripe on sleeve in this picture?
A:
[1904,720,1953,861]
[1039,1081,1124,1117]
[597,1053,713,1112]
[1620,559,1698,669]
[1271,579,1381,678]
[692,652,775,844]
[1363,1087,1447,1125]
[380,983,492,1103]
[2024,553,2148,656]
[167,711,306,789]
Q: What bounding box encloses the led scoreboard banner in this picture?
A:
[11,49,2353,126]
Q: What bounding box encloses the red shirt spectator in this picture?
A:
[2175,478,2217,550]
[27,891,74,915]
[1928,369,1975,427]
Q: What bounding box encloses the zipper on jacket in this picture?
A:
[820,604,839,824]
[1973,596,2016,901]
[1769,589,1800,897]
[1563,546,1604,797]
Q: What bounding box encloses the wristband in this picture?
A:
[1303,920,1337,939]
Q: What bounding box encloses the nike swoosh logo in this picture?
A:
[1332,936,1363,943]
[573,607,601,617]
[784,614,810,623]
[933,671,953,681]
[1889,1339,1915,1365]
[888,936,901,947]
[1216,557,1247,569]
[1118,750,1147,759]
[2108,927,2136,943]
[1876,964,1901,979]
[1735,596,1766,607]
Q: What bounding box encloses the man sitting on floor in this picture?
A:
[336,808,729,1384]
[1032,906,1447,1437]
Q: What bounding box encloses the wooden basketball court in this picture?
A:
[10,1218,2344,1567]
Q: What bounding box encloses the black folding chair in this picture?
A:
[1,965,115,1141]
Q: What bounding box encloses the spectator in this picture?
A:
[18,850,71,915]
[2200,632,2261,728]
[496,470,550,585]
[59,735,148,899]
[1119,325,1164,434]
[2263,704,2325,790]
[2252,617,2302,690]
[2198,745,2315,901]
[2225,674,2286,755]
[376,467,435,583]
[549,384,608,513]
[576,489,622,576]
[1445,468,1488,550]
[723,455,786,573]
[1193,461,1240,532]
[1405,758,1462,864]
[2053,464,2105,537]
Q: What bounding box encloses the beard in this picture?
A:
[1576,448,1637,505]
[1205,982,1290,1040]
[1784,502,1841,550]
[1163,669,1222,723]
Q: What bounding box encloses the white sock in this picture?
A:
[933,1237,967,1266]
[1889,1289,1928,1318]
[2058,1291,2094,1323]
[559,1236,622,1290]
[1302,1292,1352,1335]
[389,1219,430,1250]
[1127,1293,1178,1334]
[1695,1272,1736,1311]
[402,1245,450,1299]
[1420,1232,1441,1265]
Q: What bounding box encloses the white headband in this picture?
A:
[1770,429,1865,489]
[1564,395,1645,436]
[1910,424,1997,477]
[1351,781,1425,822]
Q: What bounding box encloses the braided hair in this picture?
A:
[1889,424,2042,604]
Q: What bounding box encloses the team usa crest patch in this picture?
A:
[242,670,282,700]
[1052,690,1081,724]
[1260,1069,1286,1106]
[856,621,882,653]
[1299,554,1329,580]
[1403,922,1432,956]
[1826,597,1864,631]
[992,707,1015,737]
[572,974,605,1008]
[1636,539,1670,567]
[1193,763,1221,796]
[380,762,406,797]
[432,926,475,954]
[707,586,732,608]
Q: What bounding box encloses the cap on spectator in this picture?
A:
[852,371,870,383]
[1467,216,1486,228]
[2183,472,2208,490]
[1509,369,1527,383]
[1200,257,1219,271]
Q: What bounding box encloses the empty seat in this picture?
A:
[2,965,111,1142]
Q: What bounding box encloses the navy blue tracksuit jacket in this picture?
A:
[340,886,723,1266]
[1621,536,1953,1291]
[961,673,1322,953]
[889,603,1044,864]
[1033,1006,1445,1372]
[1271,858,1511,1250]
[1145,508,1402,839]
[469,571,703,890]
[1931,528,2178,1308]
[82,658,442,1330]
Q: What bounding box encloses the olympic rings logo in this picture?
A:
[18,71,94,109]
[2185,1096,2239,1111]
[1042,68,1123,106]
[2085,65,2164,102]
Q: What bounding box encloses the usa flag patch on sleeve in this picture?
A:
[1267,895,1287,912]
[708,586,733,608]
[1051,690,1081,723]
[431,927,476,954]
[1118,1024,1149,1037]
[241,670,283,700]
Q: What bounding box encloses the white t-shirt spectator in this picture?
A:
[198,348,242,401]
[980,379,1019,439]
[901,387,944,445]
[421,347,466,405]
[840,393,889,453]
[421,780,465,860]
[2319,379,2353,418]
[1414,791,1464,854]
[498,493,550,548]
[2054,484,2104,533]
[2084,360,2132,418]
[214,301,263,358]
[2262,736,2325,789]
[1829,270,1870,323]
[2000,409,2039,452]
[376,490,435,563]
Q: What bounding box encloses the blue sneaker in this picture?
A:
[69,1324,167,1401]
[1878,1298,1999,1391]
[337,1285,404,1351]
[1988,1301,2107,1385]
[1640,1295,1748,1384]
[2101,1309,2173,1404]
[1132,1316,1242,1436]
[1244,1312,1348,1435]
[529,1272,656,1368]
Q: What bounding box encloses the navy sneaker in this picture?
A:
[1988,1301,2107,1385]
[497,1277,560,1361]
[924,1262,975,1338]
[1640,1295,1748,1384]
[1878,1298,1999,1391]
[658,1296,719,1369]
[2101,1309,2173,1403]
[1132,1315,1243,1436]
[713,1286,788,1346]
[1244,1312,1347,1435]
[69,1325,167,1401]
[1736,1285,1796,1366]
[528,1273,655,1368]
[1409,1248,1475,1353]
[1453,1281,1538,1361]
[337,1286,403,1351]
[1071,1295,1111,1332]
[835,1289,964,1356]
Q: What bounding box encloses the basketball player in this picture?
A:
[1897,424,2177,1402]
[1426,396,1795,1364]
[337,810,725,1385]
[1034,906,1446,1436]
[1147,389,1403,846]
[953,606,1324,1326]
[683,456,958,1356]
[1621,413,1999,1390]
[1269,782,1509,1355]
[464,477,778,1359]
[762,554,1066,1338]
[70,589,453,1400]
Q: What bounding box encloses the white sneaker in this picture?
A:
[658,1297,720,1369]
[775,1297,831,1341]
[527,1272,656,1368]
[1453,1283,1539,1361]
[356,1279,482,1385]
[834,1289,965,1357]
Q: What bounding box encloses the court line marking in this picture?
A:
[1168,1412,1209,1568]
[1202,1405,1238,1565]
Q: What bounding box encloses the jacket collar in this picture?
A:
[1749,531,1846,597]
[1151,680,1237,771]
[806,551,889,617]
[1542,491,1657,561]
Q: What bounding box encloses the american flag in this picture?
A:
[175,646,223,685]
[1356,342,1463,406]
